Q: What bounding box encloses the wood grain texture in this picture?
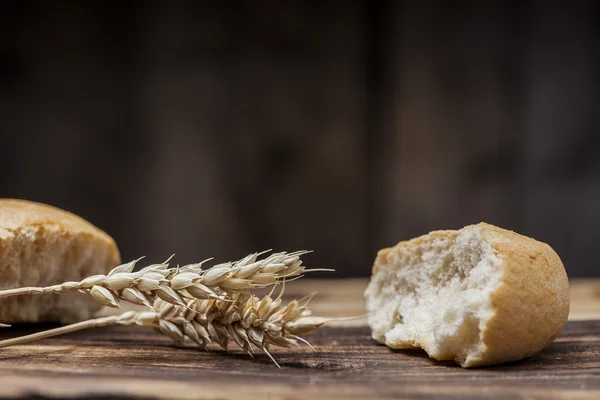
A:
[0,279,599,400]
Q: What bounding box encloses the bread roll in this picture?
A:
[364,222,569,367]
[0,199,120,323]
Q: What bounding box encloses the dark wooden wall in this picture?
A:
[1,1,599,277]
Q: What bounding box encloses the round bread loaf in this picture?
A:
[0,199,120,323]
[364,222,569,367]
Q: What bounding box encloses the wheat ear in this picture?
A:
[0,293,326,367]
[0,250,330,309]
[152,292,326,367]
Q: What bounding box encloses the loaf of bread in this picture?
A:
[364,222,569,367]
[0,199,120,323]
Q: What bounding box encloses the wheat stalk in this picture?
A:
[0,291,326,367]
[0,250,330,309]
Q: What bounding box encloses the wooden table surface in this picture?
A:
[0,278,599,399]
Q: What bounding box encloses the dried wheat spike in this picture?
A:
[0,292,326,368]
[153,291,325,366]
[0,250,328,309]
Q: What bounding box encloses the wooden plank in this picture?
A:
[0,279,598,399]
[568,279,600,321]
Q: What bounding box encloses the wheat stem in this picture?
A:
[0,316,119,348]
[0,287,48,298]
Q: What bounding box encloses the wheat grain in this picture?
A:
[0,250,329,309]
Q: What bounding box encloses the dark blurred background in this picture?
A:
[1,1,598,277]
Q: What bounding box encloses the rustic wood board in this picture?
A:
[0,279,598,399]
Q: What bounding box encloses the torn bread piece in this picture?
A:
[365,222,569,367]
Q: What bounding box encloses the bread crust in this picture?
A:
[473,223,570,367]
[0,199,120,323]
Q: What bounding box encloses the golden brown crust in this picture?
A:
[473,222,570,367]
[0,199,120,323]
[0,199,114,243]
